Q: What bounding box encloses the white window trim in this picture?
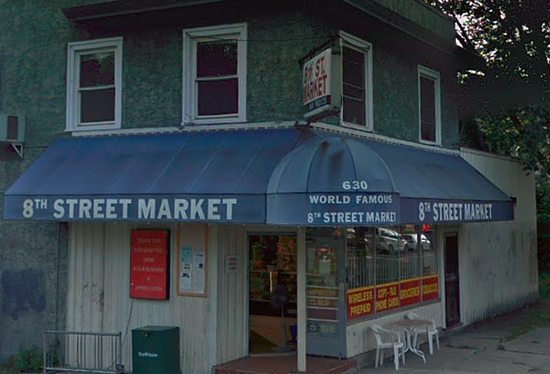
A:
[339,31,373,132]
[182,23,247,125]
[418,65,441,145]
[66,37,123,132]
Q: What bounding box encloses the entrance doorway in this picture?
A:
[248,234,297,354]
[444,233,460,327]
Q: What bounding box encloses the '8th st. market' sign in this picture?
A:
[4,195,263,223]
[4,194,514,224]
[302,47,341,119]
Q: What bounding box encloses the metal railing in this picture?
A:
[43,331,123,374]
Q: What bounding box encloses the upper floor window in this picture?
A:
[182,24,247,125]
[418,65,441,144]
[340,32,373,130]
[66,37,122,132]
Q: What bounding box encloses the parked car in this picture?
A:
[375,228,406,254]
[348,227,406,255]
[402,233,432,252]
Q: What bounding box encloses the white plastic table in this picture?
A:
[387,318,432,363]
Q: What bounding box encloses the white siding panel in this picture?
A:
[459,149,538,325]
[68,222,213,374]
[215,225,248,364]
[67,222,106,333]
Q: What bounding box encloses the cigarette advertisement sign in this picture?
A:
[130,230,169,300]
[422,274,439,301]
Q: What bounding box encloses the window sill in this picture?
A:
[419,139,442,147]
[341,121,373,133]
[182,116,246,126]
[66,123,121,133]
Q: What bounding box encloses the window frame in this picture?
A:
[418,65,441,145]
[66,37,123,132]
[182,23,247,125]
[339,31,373,131]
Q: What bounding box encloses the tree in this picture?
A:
[427,0,550,93]
[424,0,550,268]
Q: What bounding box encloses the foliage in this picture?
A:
[497,272,550,340]
[473,107,550,174]
[539,271,550,298]
[425,0,550,91]
[14,346,43,373]
[427,1,550,268]
[0,345,45,374]
[468,107,550,268]
[0,356,18,374]
[500,303,550,342]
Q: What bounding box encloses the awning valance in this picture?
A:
[3,126,514,225]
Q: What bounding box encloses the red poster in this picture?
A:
[422,274,439,301]
[130,230,169,299]
[347,286,374,319]
[400,278,421,306]
[375,282,400,313]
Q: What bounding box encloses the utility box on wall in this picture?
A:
[0,114,25,143]
[132,326,180,374]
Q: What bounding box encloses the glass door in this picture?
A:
[444,233,460,326]
[248,234,297,354]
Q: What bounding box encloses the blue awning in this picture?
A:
[266,129,514,225]
[3,128,307,222]
[3,126,514,225]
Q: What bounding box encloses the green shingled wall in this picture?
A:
[0,0,460,359]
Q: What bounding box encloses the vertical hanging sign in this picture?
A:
[130,229,170,300]
[302,46,341,119]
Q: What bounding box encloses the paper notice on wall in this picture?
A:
[180,246,193,292]
[179,245,206,295]
[192,252,205,293]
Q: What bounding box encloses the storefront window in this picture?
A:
[306,227,342,336]
[346,225,439,320]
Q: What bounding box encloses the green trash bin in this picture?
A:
[132,326,180,374]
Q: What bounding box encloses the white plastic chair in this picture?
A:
[405,312,440,354]
[371,324,405,370]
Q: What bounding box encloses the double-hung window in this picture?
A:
[182,24,247,125]
[66,37,122,131]
[340,32,373,130]
[418,65,441,144]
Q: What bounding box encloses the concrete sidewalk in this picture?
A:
[360,303,550,373]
